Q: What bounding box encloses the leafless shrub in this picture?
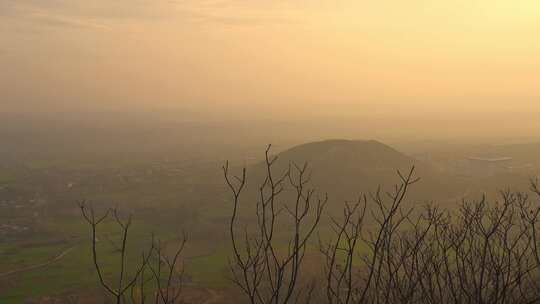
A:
[79,203,187,304]
[223,145,327,304]
[320,167,422,304]
[148,235,187,304]
[224,147,540,304]
[319,173,540,304]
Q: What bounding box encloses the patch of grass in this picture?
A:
[0,242,66,272]
[186,247,230,287]
[0,213,164,303]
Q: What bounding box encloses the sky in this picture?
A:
[1,0,540,138]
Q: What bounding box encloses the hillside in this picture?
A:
[249,139,465,205]
[276,139,415,170]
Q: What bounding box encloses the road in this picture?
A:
[0,244,77,278]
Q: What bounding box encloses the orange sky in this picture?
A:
[1,1,540,124]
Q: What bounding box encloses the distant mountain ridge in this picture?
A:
[248,139,462,205]
[275,139,416,170]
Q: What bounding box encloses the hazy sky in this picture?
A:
[1,1,540,128]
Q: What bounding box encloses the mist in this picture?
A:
[2,0,540,143]
[3,1,540,303]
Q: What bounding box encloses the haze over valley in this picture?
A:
[2,1,540,303]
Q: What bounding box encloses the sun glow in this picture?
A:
[1,0,539,123]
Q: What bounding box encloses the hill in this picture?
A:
[275,139,415,170]
[249,139,465,206]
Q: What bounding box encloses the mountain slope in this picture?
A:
[249,139,463,205]
[275,139,415,170]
